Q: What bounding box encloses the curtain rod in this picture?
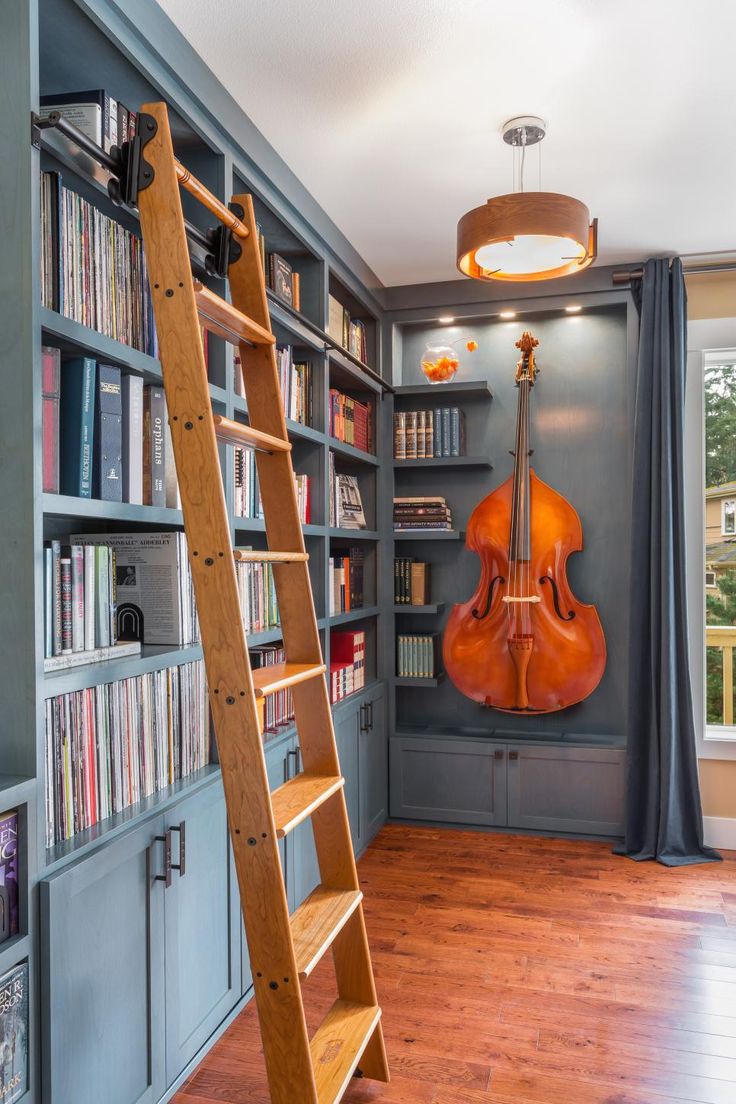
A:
[612,254,736,285]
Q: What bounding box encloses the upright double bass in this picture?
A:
[443,332,606,714]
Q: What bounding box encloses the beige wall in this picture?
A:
[689,272,736,820]
[706,496,723,545]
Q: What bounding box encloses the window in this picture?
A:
[703,356,736,740]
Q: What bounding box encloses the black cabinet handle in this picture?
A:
[287,748,300,778]
[508,750,519,761]
[154,830,173,888]
[171,821,186,878]
[494,749,504,760]
[360,703,369,733]
[367,701,374,731]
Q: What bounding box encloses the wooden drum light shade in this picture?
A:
[457,191,598,283]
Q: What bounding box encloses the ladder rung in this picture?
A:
[174,161,249,238]
[311,1000,382,1104]
[291,886,363,980]
[193,282,276,346]
[213,414,290,454]
[271,773,344,838]
[234,549,309,564]
[252,662,326,698]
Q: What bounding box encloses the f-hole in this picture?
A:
[540,575,575,621]
[472,575,504,621]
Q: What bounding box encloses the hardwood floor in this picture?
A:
[175,825,736,1104]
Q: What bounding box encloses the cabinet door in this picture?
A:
[290,746,321,909]
[506,745,625,836]
[390,736,507,826]
[360,690,387,846]
[163,780,242,1085]
[40,819,165,1104]
[334,703,361,851]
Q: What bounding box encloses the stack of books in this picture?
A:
[234,450,311,523]
[44,660,209,846]
[43,347,182,507]
[329,547,365,615]
[394,408,466,459]
[329,390,373,452]
[235,558,280,634]
[330,630,366,702]
[327,295,368,363]
[0,810,19,947]
[41,172,157,356]
[393,496,453,532]
[394,559,431,605]
[253,224,302,312]
[329,454,367,529]
[235,346,312,426]
[249,645,294,731]
[397,634,440,679]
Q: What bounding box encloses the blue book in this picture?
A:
[94,363,123,501]
[59,357,96,498]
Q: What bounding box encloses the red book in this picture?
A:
[42,346,61,493]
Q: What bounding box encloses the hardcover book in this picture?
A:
[59,357,96,498]
[94,364,123,501]
[143,385,166,507]
[39,88,110,147]
[0,962,28,1103]
[41,346,60,494]
[0,812,19,946]
[121,373,143,505]
[270,253,294,306]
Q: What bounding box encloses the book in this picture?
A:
[70,544,85,652]
[0,812,19,946]
[44,548,53,658]
[330,630,366,701]
[43,640,141,673]
[328,295,345,343]
[41,346,61,493]
[83,544,96,651]
[0,962,28,1102]
[334,473,366,529]
[269,253,293,306]
[51,539,62,656]
[59,357,96,497]
[393,406,467,459]
[329,390,373,452]
[411,562,431,605]
[329,547,365,614]
[143,385,166,507]
[397,633,439,678]
[121,373,144,504]
[95,545,111,649]
[249,645,293,730]
[164,417,180,510]
[94,363,123,501]
[39,88,114,148]
[70,531,199,646]
[60,557,73,654]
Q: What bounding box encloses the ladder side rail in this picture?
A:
[137,104,317,1104]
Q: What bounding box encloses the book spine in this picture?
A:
[94,363,123,501]
[95,545,110,648]
[450,407,463,457]
[44,548,53,658]
[433,408,442,457]
[84,545,96,651]
[143,386,166,507]
[41,346,61,494]
[60,558,73,654]
[122,373,144,504]
[51,539,62,656]
[441,408,451,457]
[43,641,141,672]
[71,544,85,651]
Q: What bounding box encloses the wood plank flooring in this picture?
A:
[174,825,736,1104]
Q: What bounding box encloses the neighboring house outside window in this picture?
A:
[723,499,736,535]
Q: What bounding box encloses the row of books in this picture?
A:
[250,646,294,731]
[397,634,440,679]
[328,295,369,364]
[329,548,365,615]
[0,962,28,1104]
[394,559,431,605]
[44,660,209,846]
[330,630,366,702]
[329,454,367,529]
[234,345,312,426]
[329,389,373,452]
[40,171,157,357]
[0,811,19,947]
[236,559,279,635]
[394,408,466,459]
[40,87,137,153]
[234,447,311,523]
[44,532,199,665]
[394,496,454,531]
[253,224,302,313]
[42,348,180,506]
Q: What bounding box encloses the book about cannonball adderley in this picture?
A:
[0,962,28,1103]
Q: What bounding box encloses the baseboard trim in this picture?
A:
[703,815,736,850]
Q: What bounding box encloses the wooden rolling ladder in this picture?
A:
[135,102,389,1104]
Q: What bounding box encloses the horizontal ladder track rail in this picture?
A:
[194,281,275,346]
[270,773,344,838]
[175,161,249,238]
[213,414,290,453]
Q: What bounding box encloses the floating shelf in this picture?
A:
[42,493,184,526]
[393,530,464,541]
[329,606,380,626]
[394,380,493,400]
[394,456,492,469]
[43,643,204,695]
[394,674,445,688]
[393,603,445,615]
[329,528,380,541]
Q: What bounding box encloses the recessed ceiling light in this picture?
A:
[438,315,455,324]
[565,305,582,313]
[499,310,517,320]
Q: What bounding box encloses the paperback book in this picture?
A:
[0,812,19,946]
[0,962,28,1104]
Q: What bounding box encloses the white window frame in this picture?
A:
[723,499,736,535]
[685,334,736,755]
[706,569,717,588]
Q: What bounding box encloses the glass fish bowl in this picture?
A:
[420,344,459,385]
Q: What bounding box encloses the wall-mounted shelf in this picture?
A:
[394,674,446,688]
[393,381,493,400]
[42,494,185,526]
[393,604,445,615]
[394,457,492,469]
[43,643,204,695]
[329,528,380,541]
[393,530,465,541]
[329,606,380,627]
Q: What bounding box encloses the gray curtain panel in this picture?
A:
[618,257,721,866]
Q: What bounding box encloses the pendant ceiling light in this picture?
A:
[457,116,598,283]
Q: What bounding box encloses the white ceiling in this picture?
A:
[156,0,736,287]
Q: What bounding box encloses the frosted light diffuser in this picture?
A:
[474,235,586,277]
